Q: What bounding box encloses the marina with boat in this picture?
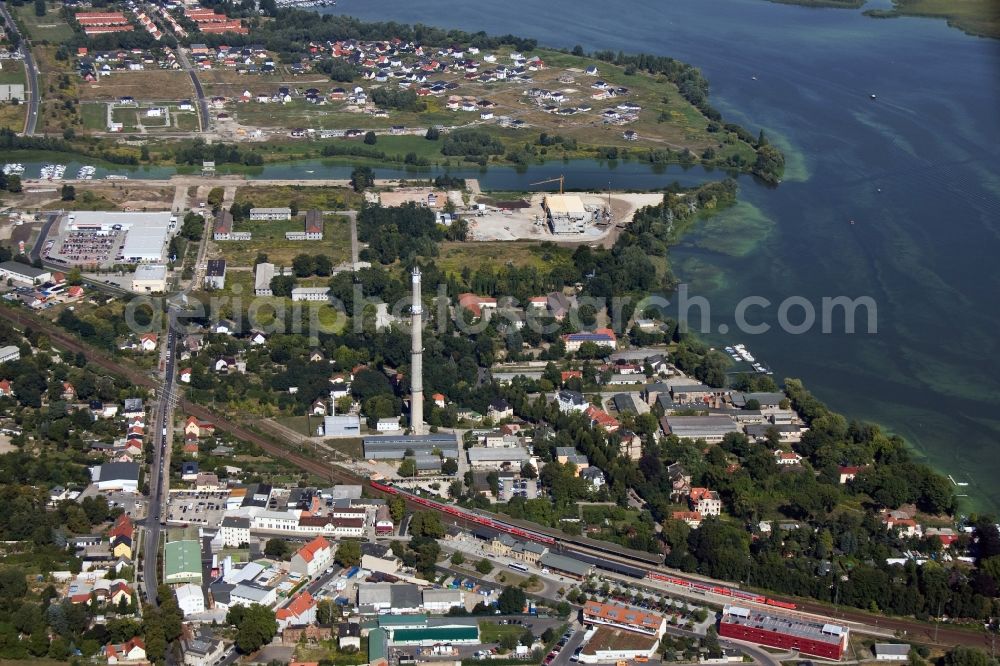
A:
[725,343,773,375]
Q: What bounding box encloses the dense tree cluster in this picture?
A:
[356,203,441,264]
[0,129,138,166]
[370,86,424,112]
[441,130,506,159]
[172,140,264,167]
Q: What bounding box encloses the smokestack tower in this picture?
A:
[410,267,424,435]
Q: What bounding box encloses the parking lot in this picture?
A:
[47,227,126,265]
[164,489,230,526]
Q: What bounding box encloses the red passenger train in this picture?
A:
[369,481,795,610]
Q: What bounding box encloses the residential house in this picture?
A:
[580,466,606,491]
[175,583,206,617]
[487,398,513,421]
[689,487,722,516]
[562,328,617,353]
[672,511,703,528]
[774,449,803,466]
[289,536,333,577]
[104,638,146,664]
[556,389,588,413]
[276,591,317,629]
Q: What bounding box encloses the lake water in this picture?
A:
[316,0,1000,510]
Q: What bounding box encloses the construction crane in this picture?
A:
[530,175,565,194]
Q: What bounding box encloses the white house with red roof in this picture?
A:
[672,511,703,528]
[104,637,146,664]
[276,590,318,629]
[689,487,722,516]
[838,465,862,484]
[289,536,333,577]
[585,404,620,432]
[774,449,803,466]
[457,292,497,319]
[0,380,13,397]
[184,416,215,438]
[139,333,158,352]
[883,512,923,538]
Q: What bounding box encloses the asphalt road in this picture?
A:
[0,2,40,135]
[175,47,210,132]
[142,317,178,605]
[549,626,585,666]
[29,212,59,262]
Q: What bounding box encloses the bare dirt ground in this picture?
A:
[467,191,663,244]
[78,71,196,102]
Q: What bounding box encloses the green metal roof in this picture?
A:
[369,628,388,662]
[163,540,202,580]
[378,614,427,627]
[391,626,480,644]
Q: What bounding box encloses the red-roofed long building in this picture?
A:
[583,600,667,638]
[719,605,848,660]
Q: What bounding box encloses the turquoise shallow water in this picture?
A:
[316,0,1000,512]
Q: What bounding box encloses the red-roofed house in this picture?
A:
[276,591,317,629]
[67,285,84,298]
[838,465,862,484]
[773,449,803,466]
[184,416,215,438]
[180,368,192,383]
[433,393,446,408]
[290,536,333,577]
[883,514,923,538]
[582,600,667,638]
[689,487,722,516]
[561,370,582,383]
[62,382,77,401]
[457,293,497,319]
[139,333,158,352]
[108,513,133,540]
[925,527,958,546]
[104,637,146,664]
[585,405,619,432]
[0,380,13,397]
[109,581,133,606]
[672,511,703,528]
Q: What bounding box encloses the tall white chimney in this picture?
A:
[410,267,424,435]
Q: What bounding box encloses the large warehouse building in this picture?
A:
[719,605,849,660]
[544,194,590,234]
[362,433,459,460]
[63,211,177,264]
[0,261,51,286]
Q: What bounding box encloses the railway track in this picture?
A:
[1,306,993,648]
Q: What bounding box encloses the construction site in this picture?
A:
[464,175,664,244]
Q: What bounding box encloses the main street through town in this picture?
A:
[141,314,178,605]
